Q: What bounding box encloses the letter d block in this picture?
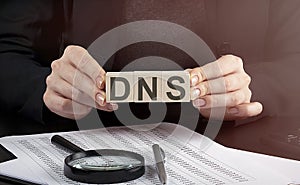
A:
[162,71,190,102]
[106,72,134,102]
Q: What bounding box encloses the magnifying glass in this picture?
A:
[51,135,145,184]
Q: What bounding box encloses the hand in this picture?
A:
[43,45,118,120]
[188,55,263,121]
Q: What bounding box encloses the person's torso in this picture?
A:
[65,0,211,71]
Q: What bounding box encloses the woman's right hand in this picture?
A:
[43,45,118,120]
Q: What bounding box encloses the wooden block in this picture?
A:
[106,71,190,103]
[133,71,162,102]
[161,71,190,102]
[106,72,134,102]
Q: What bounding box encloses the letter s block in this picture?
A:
[106,72,134,102]
[162,71,190,102]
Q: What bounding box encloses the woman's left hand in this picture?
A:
[188,55,263,121]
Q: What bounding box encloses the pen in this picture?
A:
[152,144,167,185]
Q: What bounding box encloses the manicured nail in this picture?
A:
[193,99,206,107]
[228,108,239,114]
[191,88,201,100]
[184,69,192,73]
[96,76,104,89]
[96,93,105,106]
[191,76,199,86]
[108,103,118,111]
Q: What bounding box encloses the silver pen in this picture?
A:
[152,144,167,184]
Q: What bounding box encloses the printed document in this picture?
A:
[0,123,293,184]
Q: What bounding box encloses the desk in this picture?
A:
[217,116,300,161]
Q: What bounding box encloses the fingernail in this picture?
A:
[96,93,105,106]
[184,69,192,73]
[191,76,199,86]
[96,76,104,89]
[228,108,239,114]
[191,88,201,100]
[193,99,206,107]
[108,103,118,111]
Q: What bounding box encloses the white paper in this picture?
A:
[0,123,295,185]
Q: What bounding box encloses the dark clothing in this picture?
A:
[0,0,290,135]
[0,1,77,135]
[0,0,214,134]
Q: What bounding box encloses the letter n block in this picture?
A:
[133,71,162,102]
[162,71,190,102]
[106,72,134,102]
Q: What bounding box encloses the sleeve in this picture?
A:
[265,0,300,60]
[0,0,75,126]
[244,0,300,119]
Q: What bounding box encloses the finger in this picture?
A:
[190,73,251,100]
[44,89,92,116]
[47,74,100,108]
[56,62,105,105]
[190,55,244,86]
[198,107,226,121]
[63,45,106,89]
[95,91,107,106]
[94,91,119,111]
[92,94,119,112]
[198,102,263,121]
[226,102,263,119]
[189,66,206,86]
[96,102,119,112]
[44,87,117,119]
[192,88,251,108]
[184,68,192,73]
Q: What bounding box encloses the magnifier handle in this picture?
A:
[51,135,85,153]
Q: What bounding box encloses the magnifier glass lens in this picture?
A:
[64,150,145,184]
[68,156,143,171]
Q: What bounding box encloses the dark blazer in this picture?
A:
[0,0,283,135]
